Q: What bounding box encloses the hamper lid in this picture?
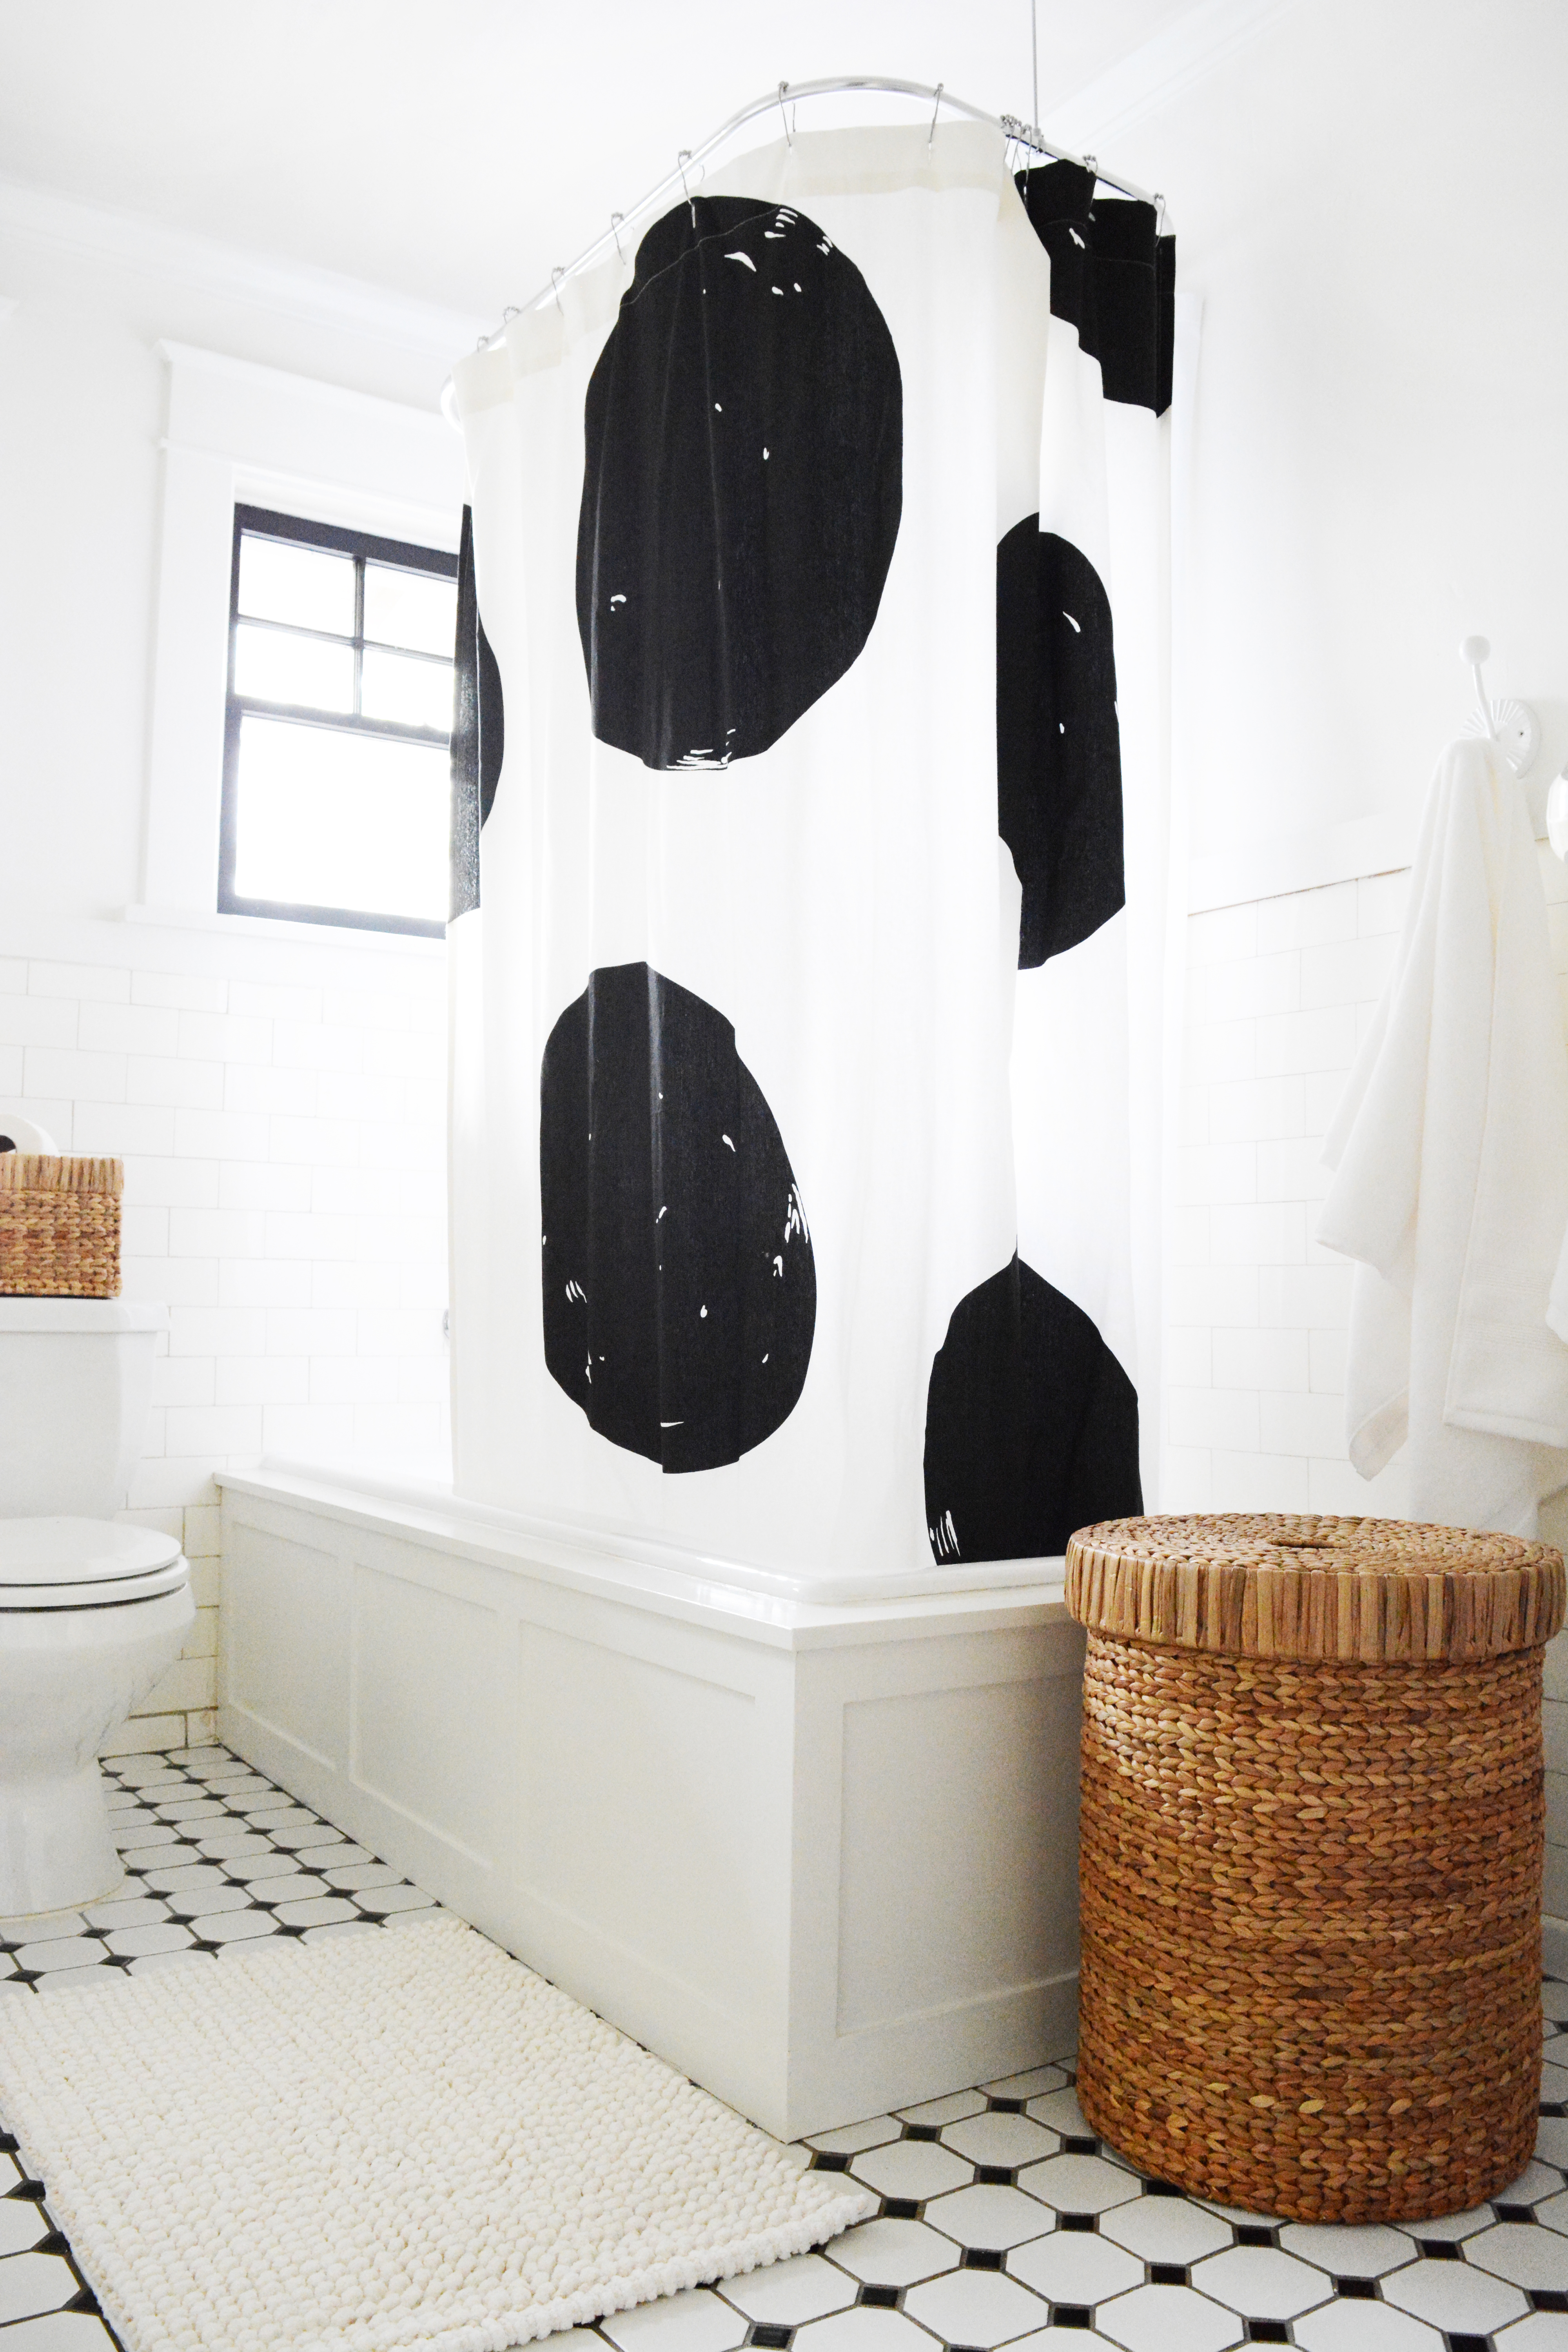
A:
[1064,1514,1566,1663]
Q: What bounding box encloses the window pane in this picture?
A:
[361,647,454,731]
[363,563,457,657]
[237,535,355,635]
[232,622,354,713]
[232,715,448,924]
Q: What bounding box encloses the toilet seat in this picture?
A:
[0,1516,190,1610]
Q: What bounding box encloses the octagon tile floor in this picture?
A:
[0,1746,1565,2352]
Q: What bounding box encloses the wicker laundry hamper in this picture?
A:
[0,1154,123,1297]
[1064,1514,1564,2225]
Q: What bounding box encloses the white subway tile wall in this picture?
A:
[0,940,448,1743]
[1171,843,1568,1912]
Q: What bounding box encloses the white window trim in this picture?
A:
[139,341,465,939]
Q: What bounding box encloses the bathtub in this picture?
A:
[216,1463,1085,2141]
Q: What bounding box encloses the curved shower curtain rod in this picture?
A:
[438,75,1163,427]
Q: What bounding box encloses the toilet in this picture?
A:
[0,1299,193,1918]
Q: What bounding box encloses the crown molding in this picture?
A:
[0,2,1302,353]
[0,173,488,364]
[1043,0,1306,155]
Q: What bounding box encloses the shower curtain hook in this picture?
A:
[928,83,944,152]
[1154,193,1166,233]
[611,211,625,261]
[778,81,795,147]
[678,147,697,221]
[550,267,566,313]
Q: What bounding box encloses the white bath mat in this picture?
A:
[0,1914,874,2352]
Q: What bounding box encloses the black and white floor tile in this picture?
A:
[0,1746,1565,2352]
[0,1743,441,2350]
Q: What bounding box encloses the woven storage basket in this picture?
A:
[1064,1513,1565,2224]
[0,1154,123,1297]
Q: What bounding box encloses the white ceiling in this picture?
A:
[0,0,1197,323]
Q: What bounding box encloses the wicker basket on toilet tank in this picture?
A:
[0,1155,122,1296]
[1064,1514,1564,2225]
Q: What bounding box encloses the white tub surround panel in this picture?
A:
[217,1468,1083,2142]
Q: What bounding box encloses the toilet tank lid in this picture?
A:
[0,1299,168,1334]
[0,1516,183,1586]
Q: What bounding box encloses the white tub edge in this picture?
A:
[218,1459,1071,1641]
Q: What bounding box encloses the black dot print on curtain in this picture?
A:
[1015,160,1175,416]
[577,197,902,771]
[540,962,815,1471]
[449,504,505,920]
[996,522,1124,967]
[923,1254,1141,1564]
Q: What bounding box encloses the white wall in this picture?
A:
[1124,0,1568,1921]
[1091,0,1568,907]
[1171,847,1568,1920]
[0,209,469,1742]
[0,208,474,922]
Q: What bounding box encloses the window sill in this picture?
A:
[120,904,448,959]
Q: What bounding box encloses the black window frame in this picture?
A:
[219,503,459,939]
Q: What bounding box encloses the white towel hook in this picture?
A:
[1460,633,1540,780]
[1462,634,1495,737]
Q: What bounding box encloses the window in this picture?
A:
[219,506,458,936]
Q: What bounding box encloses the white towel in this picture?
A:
[1318,736,1568,1536]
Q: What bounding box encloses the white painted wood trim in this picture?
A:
[142,342,466,916]
[1187,811,1416,916]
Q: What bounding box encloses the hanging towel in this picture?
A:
[1318,735,1568,1536]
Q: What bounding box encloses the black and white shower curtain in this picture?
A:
[448,122,1174,1580]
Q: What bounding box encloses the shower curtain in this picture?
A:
[448,122,1174,1582]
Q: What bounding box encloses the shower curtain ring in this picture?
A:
[611,211,624,261]
[678,149,692,196]
[928,83,944,151]
[778,81,794,147]
[551,267,566,312]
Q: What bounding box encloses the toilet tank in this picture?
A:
[0,1299,167,1516]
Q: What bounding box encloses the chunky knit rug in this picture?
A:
[0,1915,874,2352]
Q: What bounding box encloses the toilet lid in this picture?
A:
[0,1516,189,1608]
